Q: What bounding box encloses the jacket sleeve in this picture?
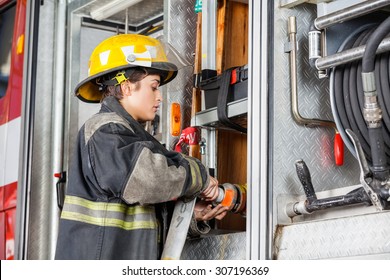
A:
[188,215,211,238]
[86,121,209,205]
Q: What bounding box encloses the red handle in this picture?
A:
[334,132,344,166]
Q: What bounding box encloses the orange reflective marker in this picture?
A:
[170,103,181,136]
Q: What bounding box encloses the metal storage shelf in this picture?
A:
[191,98,248,128]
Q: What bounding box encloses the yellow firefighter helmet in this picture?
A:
[75,34,178,103]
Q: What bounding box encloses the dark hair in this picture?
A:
[100,67,167,101]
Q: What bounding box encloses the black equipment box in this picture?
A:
[200,65,248,110]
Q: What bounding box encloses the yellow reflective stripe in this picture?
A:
[64,196,153,215]
[61,196,157,231]
[183,156,202,191]
[189,159,200,188]
[61,212,157,230]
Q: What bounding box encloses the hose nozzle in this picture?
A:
[214,183,247,214]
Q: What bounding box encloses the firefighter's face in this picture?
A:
[120,74,162,122]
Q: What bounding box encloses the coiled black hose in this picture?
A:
[362,16,390,179]
[333,22,390,166]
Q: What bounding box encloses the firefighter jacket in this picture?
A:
[55,96,210,260]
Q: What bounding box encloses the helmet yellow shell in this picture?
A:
[75,34,178,103]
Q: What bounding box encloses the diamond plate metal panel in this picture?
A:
[181,232,246,260]
[273,3,360,197]
[271,3,389,259]
[274,212,390,259]
[162,0,197,150]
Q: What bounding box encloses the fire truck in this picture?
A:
[1,0,390,260]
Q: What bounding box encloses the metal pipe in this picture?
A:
[15,0,38,260]
[308,29,322,67]
[307,187,371,212]
[310,0,390,73]
[287,187,372,217]
[50,0,67,259]
[125,8,129,34]
[201,0,217,70]
[316,36,390,70]
[314,0,390,30]
[289,158,373,217]
[248,0,272,260]
[287,17,336,129]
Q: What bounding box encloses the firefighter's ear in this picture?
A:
[121,80,132,96]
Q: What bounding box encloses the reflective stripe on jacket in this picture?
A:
[61,196,157,230]
[55,96,209,260]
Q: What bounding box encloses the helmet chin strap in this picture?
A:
[112,71,128,85]
[97,70,131,88]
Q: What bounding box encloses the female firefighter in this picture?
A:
[55,34,228,260]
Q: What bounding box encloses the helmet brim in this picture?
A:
[74,62,178,103]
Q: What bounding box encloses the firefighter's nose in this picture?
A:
[156,89,163,102]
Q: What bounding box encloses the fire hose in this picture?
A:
[332,22,390,171]
[161,182,247,260]
[174,127,247,213]
[332,16,390,199]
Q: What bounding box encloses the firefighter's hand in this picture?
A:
[200,176,219,201]
[194,201,229,221]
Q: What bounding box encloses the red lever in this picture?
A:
[334,132,344,166]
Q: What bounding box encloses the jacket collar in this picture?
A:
[100,96,160,141]
[100,96,136,124]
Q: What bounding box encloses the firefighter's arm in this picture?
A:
[88,123,210,205]
[194,202,229,221]
[188,177,229,237]
[199,175,220,201]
